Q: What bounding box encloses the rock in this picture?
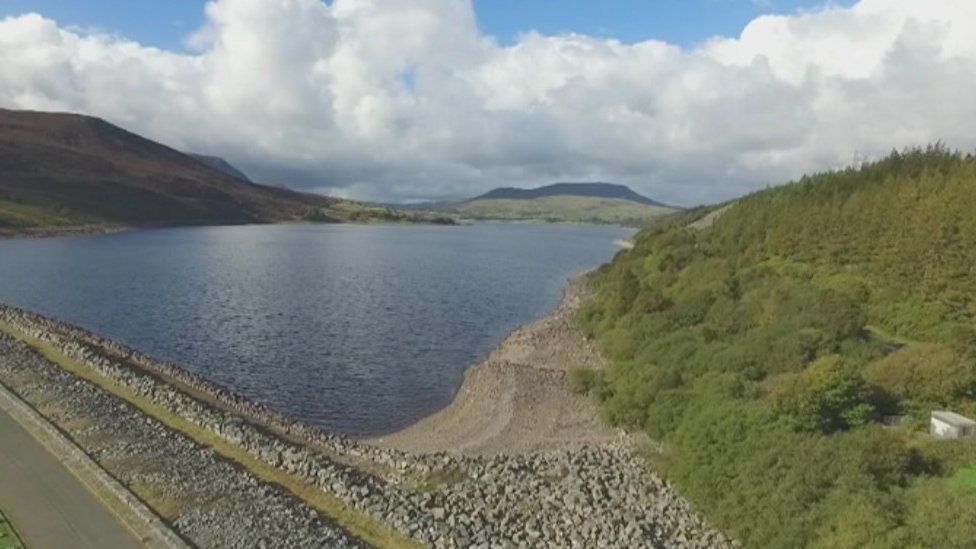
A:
[0,305,735,549]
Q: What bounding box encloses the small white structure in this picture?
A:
[930,411,976,439]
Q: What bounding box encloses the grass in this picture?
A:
[327,200,455,224]
[62,416,94,432]
[0,197,115,238]
[127,479,195,522]
[0,198,76,229]
[953,462,976,487]
[453,196,674,225]
[0,510,24,549]
[0,321,422,549]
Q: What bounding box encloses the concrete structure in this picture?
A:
[930,411,976,439]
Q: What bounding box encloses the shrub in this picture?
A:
[567,368,606,397]
[772,356,879,433]
[863,343,976,404]
[580,149,976,547]
[903,480,976,549]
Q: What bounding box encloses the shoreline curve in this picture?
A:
[366,272,617,455]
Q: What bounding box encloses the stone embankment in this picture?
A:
[0,375,189,549]
[0,288,733,548]
[0,331,364,548]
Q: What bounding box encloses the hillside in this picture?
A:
[452,196,672,225]
[578,147,976,548]
[0,109,441,236]
[189,154,251,181]
[475,182,669,206]
[444,183,676,225]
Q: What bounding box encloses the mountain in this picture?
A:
[474,182,670,207]
[579,147,976,547]
[439,182,677,225]
[0,109,442,235]
[189,154,251,181]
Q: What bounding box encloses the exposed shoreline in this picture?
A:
[368,273,617,455]
[0,224,130,240]
[0,278,732,548]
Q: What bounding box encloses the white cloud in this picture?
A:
[1,0,975,205]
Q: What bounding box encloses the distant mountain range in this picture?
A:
[415,182,678,226]
[0,109,445,236]
[0,108,673,234]
[474,182,671,207]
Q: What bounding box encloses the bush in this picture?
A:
[567,368,606,397]
[771,356,879,433]
[864,343,976,404]
[903,480,976,548]
[580,149,976,547]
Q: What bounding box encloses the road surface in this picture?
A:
[0,406,143,549]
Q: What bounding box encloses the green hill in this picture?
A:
[578,147,976,548]
[452,195,675,225]
[0,109,444,236]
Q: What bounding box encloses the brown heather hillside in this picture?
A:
[0,108,373,234]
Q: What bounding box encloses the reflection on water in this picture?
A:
[0,223,630,436]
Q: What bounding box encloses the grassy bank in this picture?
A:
[579,147,976,548]
[0,510,24,549]
[0,321,420,549]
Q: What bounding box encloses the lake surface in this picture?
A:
[0,223,631,436]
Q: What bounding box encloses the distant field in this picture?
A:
[327,200,454,224]
[0,510,24,549]
[452,196,674,225]
[0,198,93,230]
[0,195,451,237]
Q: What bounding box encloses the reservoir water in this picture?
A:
[0,223,630,435]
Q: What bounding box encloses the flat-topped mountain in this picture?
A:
[448,182,677,225]
[475,182,670,207]
[0,109,438,235]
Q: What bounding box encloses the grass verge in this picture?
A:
[0,321,421,549]
[0,510,25,549]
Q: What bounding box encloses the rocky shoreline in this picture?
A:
[0,280,733,548]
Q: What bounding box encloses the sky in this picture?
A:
[0,1,855,51]
[1,0,974,205]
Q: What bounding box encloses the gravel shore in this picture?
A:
[0,276,734,548]
[369,275,614,455]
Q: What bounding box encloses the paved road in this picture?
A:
[0,407,143,549]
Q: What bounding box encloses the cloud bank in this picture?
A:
[1,0,975,204]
